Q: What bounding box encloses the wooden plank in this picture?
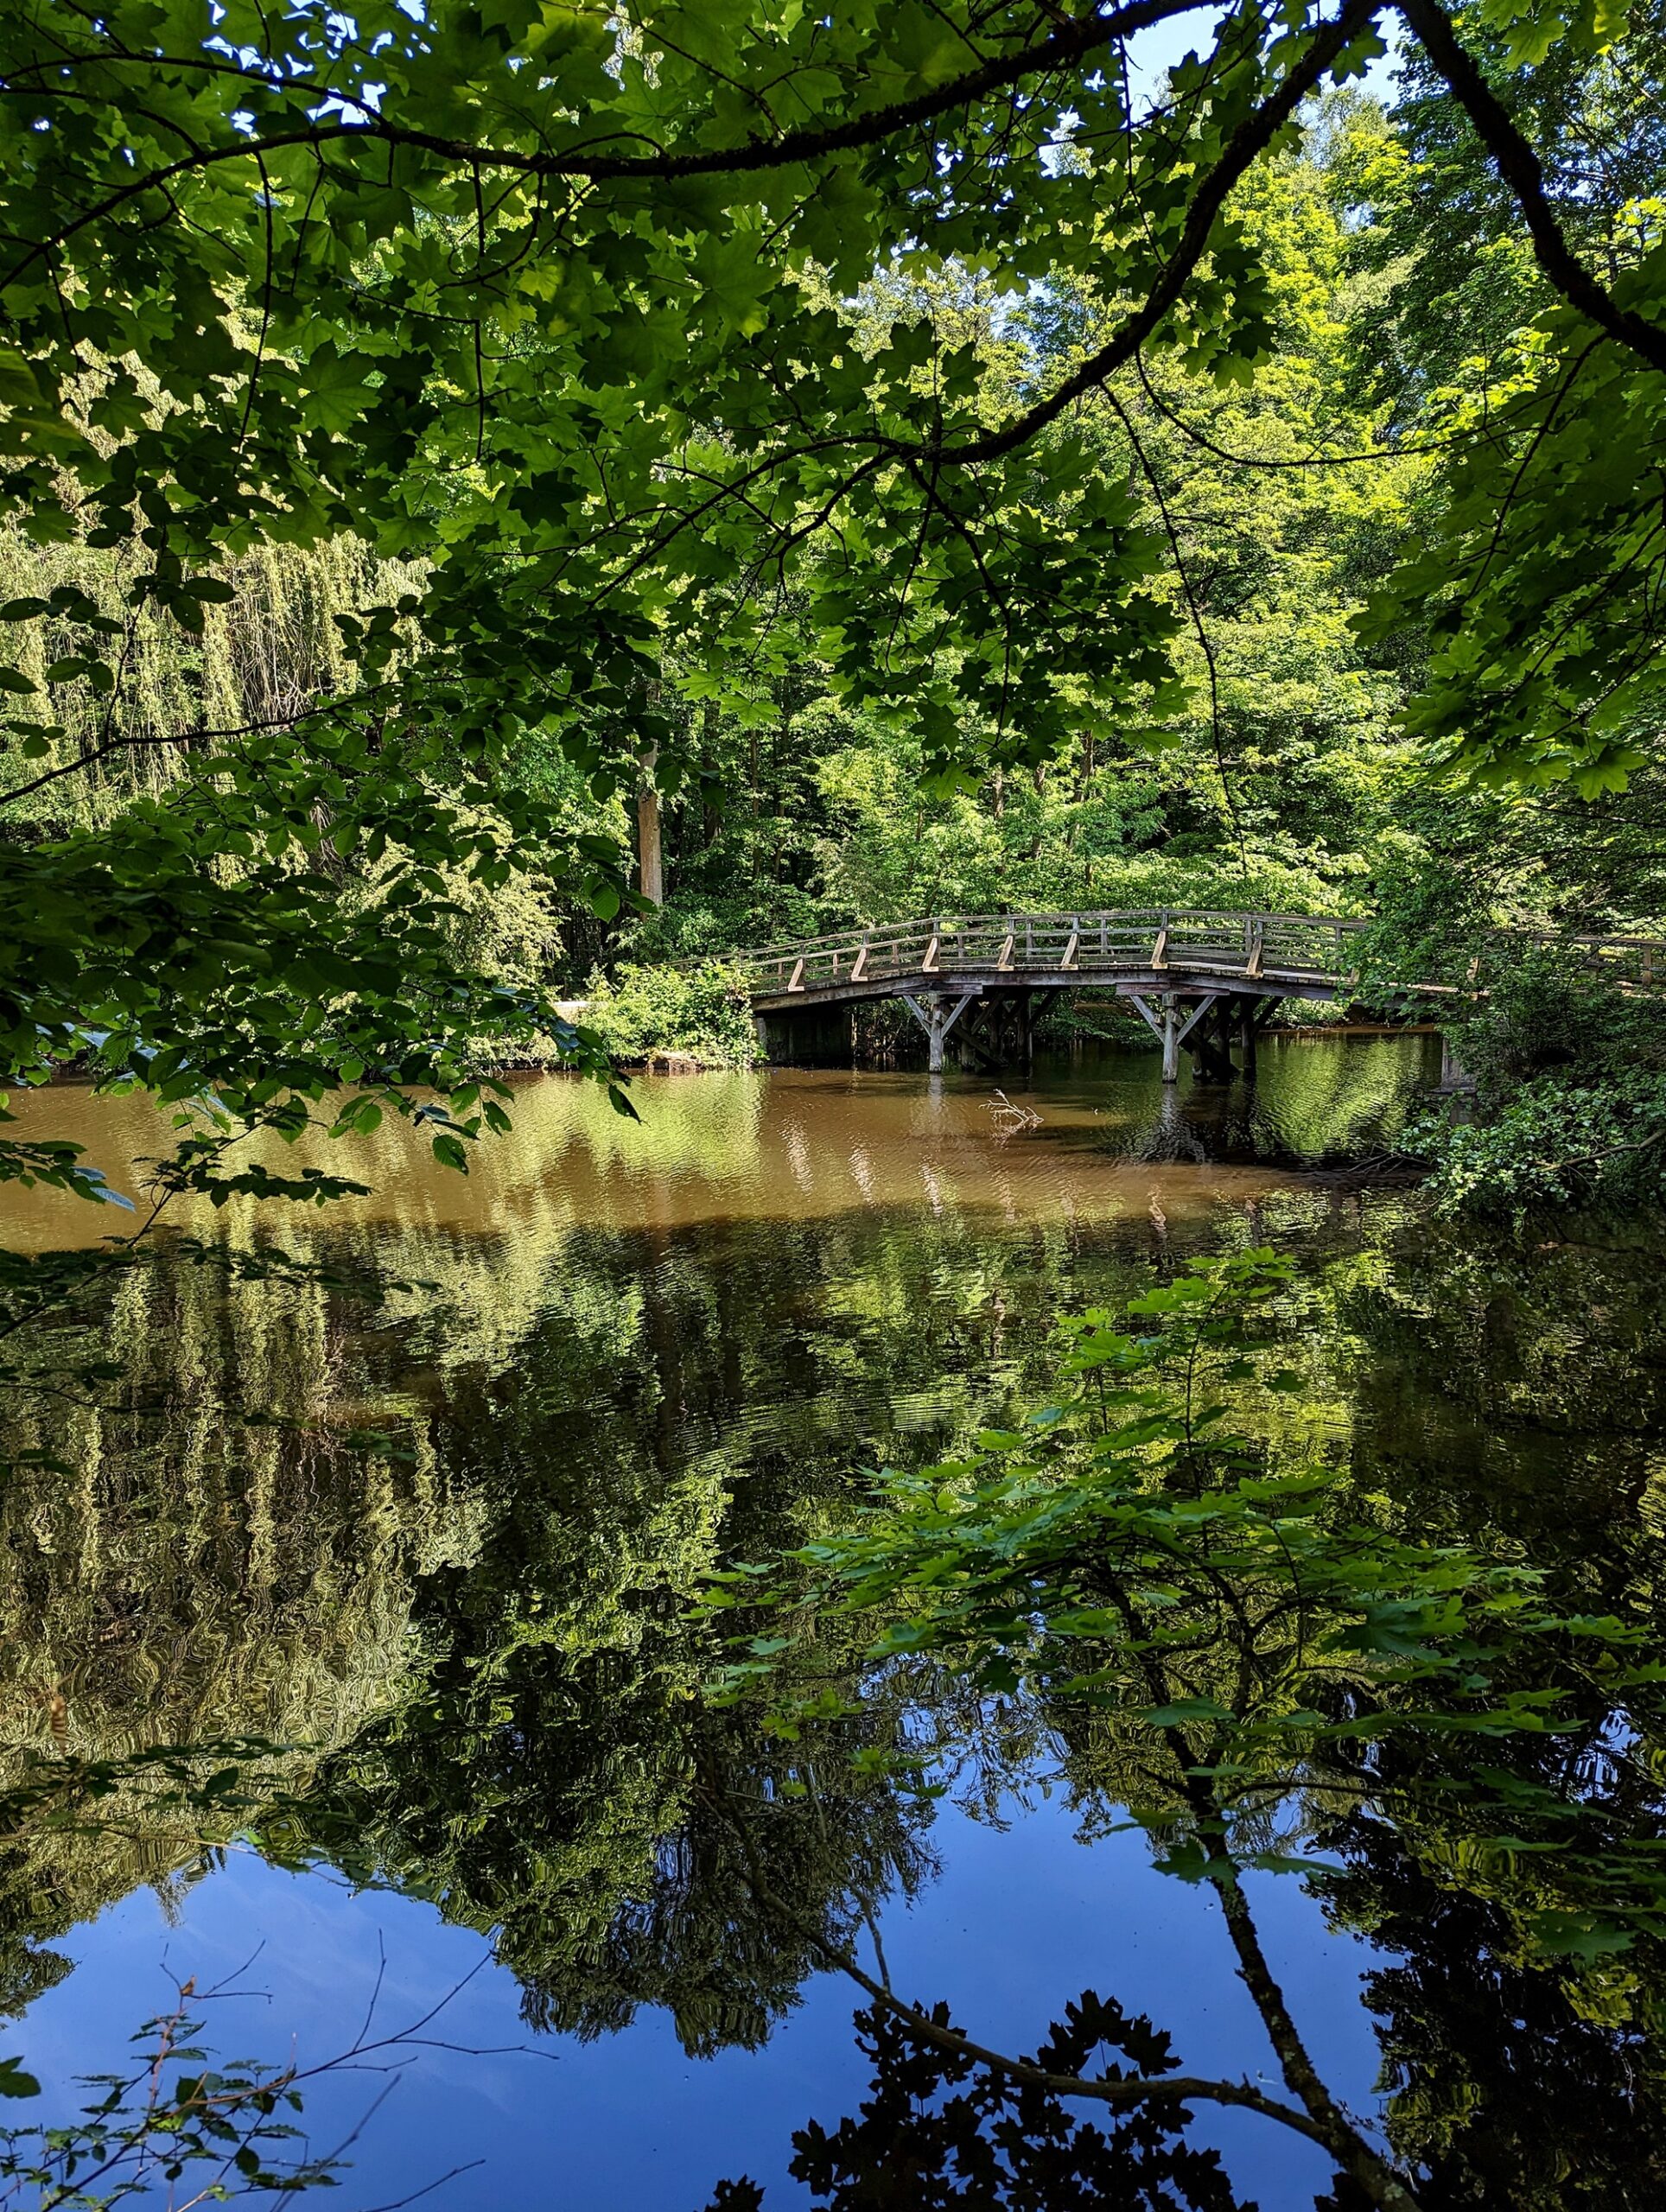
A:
[735,907,1656,1005]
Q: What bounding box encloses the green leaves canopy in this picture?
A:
[0,0,1657,780]
[0,0,1661,1217]
[0,1,1464,778]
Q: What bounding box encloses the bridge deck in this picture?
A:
[740,910,1365,1014]
[736,907,1663,1014]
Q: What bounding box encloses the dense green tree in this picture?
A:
[1345,5,1666,410]
[0,0,1659,1230]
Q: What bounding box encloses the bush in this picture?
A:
[1413,1070,1666,1217]
[582,958,760,1069]
[1448,948,1662,1096]
[1406,957,1666,1216]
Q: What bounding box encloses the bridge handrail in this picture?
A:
[729,907,1371,969]
[725,906,1665,1000]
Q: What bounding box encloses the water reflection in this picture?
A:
[2,1036,1439,1250]
[2,1042,1663,2207]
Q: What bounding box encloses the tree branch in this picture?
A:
[1396,0,1666,376]
[1,0,1199,290]
[0,690,400,809]
[704,1779,1341,2150]
[921,0,1385,467]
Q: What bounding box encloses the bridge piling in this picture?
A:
[900,990,978,1072]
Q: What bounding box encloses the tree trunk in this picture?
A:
[638,744,664,906]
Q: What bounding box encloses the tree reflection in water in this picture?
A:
[702,1993,1256,2212]
[1,1058,1664,2205]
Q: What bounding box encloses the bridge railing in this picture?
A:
[1501,929,1663,989]
[731,909,1666,1002]
[734,908,1374,998]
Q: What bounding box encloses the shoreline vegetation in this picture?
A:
[3,4,1666,2204]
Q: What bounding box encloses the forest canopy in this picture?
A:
[0,0,1662,1223]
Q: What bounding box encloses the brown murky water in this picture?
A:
[3,1032,1440,1250]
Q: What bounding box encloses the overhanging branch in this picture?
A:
[919,0,1385,467]
[1396,0,1666,377]
[1,0,1199,289]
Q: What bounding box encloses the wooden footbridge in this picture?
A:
[735,908,1662,1078]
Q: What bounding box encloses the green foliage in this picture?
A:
[0,0,1389,798]
[0,1999,341,2210]
[583,960,760,1069]
[707,1250,1666,1961]
[1416,1069,1666,1215]
[1398,950,1666,1213]
[1453,947,1662,1091]
[1356,838,1496,1000]
[1343,10,1666,410]
[1356,303,1666,792]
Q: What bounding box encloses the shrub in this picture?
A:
[583,959,760,1069]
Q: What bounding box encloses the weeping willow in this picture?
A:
[0,533,428,829]
[0,529,586,994]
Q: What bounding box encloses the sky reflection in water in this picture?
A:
[4,1039,1662,2209]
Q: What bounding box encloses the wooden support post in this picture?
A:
[956,998,1002,1073]
[1127,988,1219,1082]
[1174,993,1221,1079]
[1192,996,1233,1084]
[900,992,977,1072]
[849,939,869,982]
[1059,929,1079,969]
[787,957,805,994]
[1126,990,1200,1082]
[996,931,1015,971]
[921,935,940,974]
[1439,1030,1475,1092]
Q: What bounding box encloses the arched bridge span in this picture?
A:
[734,908,1662,1078]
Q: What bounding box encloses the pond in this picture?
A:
[3,1039,1663,2209]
